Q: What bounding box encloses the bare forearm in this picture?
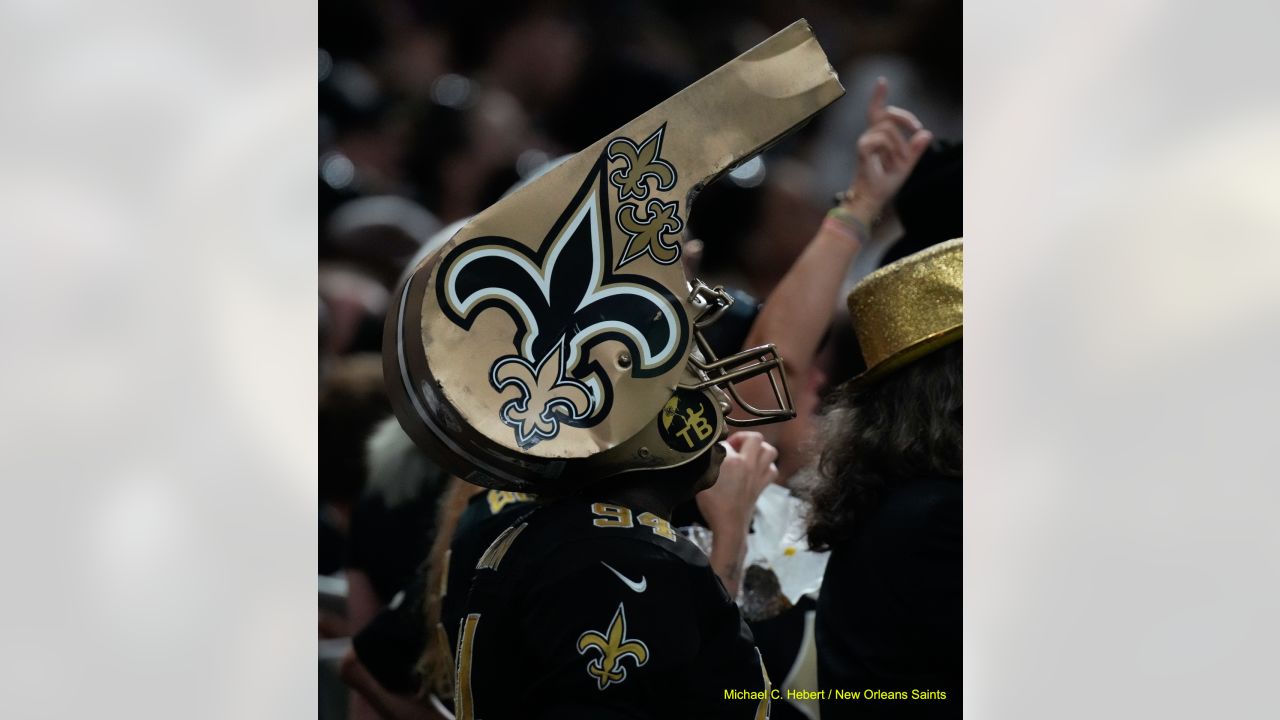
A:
[733,227,864,439]
[746,233,859,365]
[740,75,929,402]
[341,651,449,720]
[709,525,748,597]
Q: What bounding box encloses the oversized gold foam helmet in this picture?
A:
[385,20,845,493]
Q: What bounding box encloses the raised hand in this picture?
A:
[843,77,933,222]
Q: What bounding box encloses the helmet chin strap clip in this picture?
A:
[688,280,735,328]
[682,281,796,427]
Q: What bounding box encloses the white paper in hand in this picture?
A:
[745,484,831,604]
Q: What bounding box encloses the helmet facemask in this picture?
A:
[582,282,796,482]
[682,281,795,427]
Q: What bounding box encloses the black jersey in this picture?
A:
[352,489,536,696]
[816,475,961,718]
[455,499,772,719]
[440,490,538,653]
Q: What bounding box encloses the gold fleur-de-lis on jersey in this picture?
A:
[616,198,684,267]
[607,126,677,201]
[576,602,650,690]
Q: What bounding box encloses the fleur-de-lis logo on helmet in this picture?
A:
[616,198,684,267]
[438,155,689,449]
[608,125,685,268]
[606,124,676,201]
[576,602,650,690]
[490,340,592,448]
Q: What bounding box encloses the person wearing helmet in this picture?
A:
[383,21,845,718]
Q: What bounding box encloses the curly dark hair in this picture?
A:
[803,341,962,551]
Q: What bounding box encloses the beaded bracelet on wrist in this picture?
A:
[823,206,869,245]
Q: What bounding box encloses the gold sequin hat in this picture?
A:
[846,238,963,384]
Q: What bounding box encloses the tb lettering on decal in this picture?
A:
[675,406,714,448]
[658,390,719,454]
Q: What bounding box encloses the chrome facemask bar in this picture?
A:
[679,282,796,427]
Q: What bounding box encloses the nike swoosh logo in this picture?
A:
[601,562,647,593]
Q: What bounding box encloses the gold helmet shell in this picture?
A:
[385,20,844,492]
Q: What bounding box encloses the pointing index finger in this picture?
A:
[867,77,889,123]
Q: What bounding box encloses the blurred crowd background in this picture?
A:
[319,1,960,717]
